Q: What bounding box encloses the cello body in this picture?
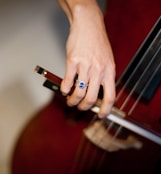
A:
[11,93,161,174]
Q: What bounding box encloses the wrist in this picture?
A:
[66,0,103,24]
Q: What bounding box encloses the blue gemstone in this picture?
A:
[79,82,85,89]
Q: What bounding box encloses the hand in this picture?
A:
[60,4,116,118]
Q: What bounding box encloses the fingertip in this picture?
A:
[98,87,115,118]
[60,80,70,96]
[61,92,68,96]
[97,112,108,119]
[66,96,72,106]
[98,104,112,119]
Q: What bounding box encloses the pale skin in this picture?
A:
[57,0,116,118]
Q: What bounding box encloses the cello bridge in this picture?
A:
[84,106,142,152]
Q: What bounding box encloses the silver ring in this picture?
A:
[76,80,88,89]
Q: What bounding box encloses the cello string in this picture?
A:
[69,134,84,174]
[115,36,158,103]
[119,48,158,111]
[89,123,122,173]
[72,114,98,174]
[85,121,115,172]
[96,121,115,146]
[95,126,123,173]
[75,139,91,174]
[74,117,105,173]
[115,55,147,102]
[94,151,107,174]
[128,59,161,115]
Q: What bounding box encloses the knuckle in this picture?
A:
[67,55,78,65]
[85,97,97,106]
[95,62,106,73]
[78,96,97,111]
[74,92,84,100]
[111,64,116,77]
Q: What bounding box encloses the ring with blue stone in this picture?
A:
[76,80,88,89]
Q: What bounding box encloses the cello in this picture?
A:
[12,16,161,174]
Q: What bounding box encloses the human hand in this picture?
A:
[60,4,116,118]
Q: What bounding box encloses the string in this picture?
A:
[128,57,161,115]
[115,32,160,103]
[69,134,85,174]
[115,54,148,102]
[95,126,123,173]
[71,114,98,174]
[120,46,159,110]
[74,115,104,174]
[96,121,115,146]
[119,49,157,111]
[75,118,117,173]
[85,121,115,172]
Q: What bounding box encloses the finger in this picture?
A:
[61,60,77,96]
[67,68,89,106]
[78,74,101,111]
[98,77,116,118]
